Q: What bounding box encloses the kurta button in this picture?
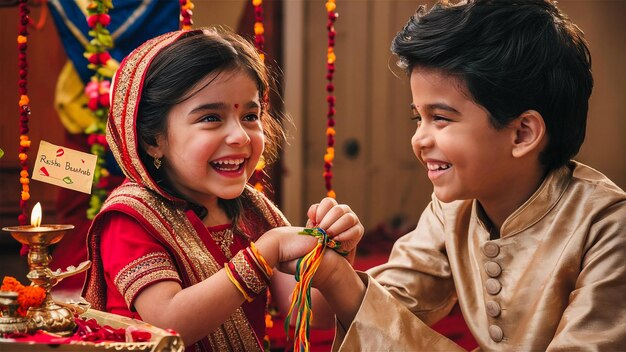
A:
[486,300,501,317]
[484,261,502,277]
[486,278,502,295]
[489,325,504,342]
[482,242,500,257]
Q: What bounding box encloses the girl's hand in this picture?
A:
[307,197,364,254]
[255,226,318,266]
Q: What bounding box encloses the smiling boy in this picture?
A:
[299,0,626,350]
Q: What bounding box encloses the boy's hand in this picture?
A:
[307,197,364,254]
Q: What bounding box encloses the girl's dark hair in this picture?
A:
[136,28,285,223]
[392,0,593,171]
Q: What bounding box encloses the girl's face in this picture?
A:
[409,68,517,204]
[151,70,264,209]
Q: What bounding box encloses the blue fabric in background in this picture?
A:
[48,0,180,84]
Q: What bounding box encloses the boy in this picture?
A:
[303,0,626,350]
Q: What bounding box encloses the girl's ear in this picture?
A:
[511,110,546,158]
[141,134,166,159]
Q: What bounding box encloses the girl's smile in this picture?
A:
[148,69,264,211]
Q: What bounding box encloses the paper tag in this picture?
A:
[31,140,97,194]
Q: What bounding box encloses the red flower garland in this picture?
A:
[17,0,31,225]
[84,0,114,219]
[324,0,338,199]
[180,0,194,30]
[250,0,268,194]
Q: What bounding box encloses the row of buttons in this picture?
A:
[482,241,503,342]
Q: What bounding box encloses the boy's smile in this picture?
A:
[409,68,517,205]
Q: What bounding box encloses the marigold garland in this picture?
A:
[324,0,338,199]
[180,0,194,30]
[249,0,268,195]
[248,2,274,348]
[17,0,31,225]
[84,0,115,219]
[284,228,342,352]
[1,276,46,317]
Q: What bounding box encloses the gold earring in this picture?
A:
[153,156,162,169]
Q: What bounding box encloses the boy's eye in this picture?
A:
[410,114,422,122]
[433,115,452,123]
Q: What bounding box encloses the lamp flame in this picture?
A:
[31,202,42,227]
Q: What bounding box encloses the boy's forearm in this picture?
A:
[316,252,366,328]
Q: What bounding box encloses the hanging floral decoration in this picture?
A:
[180,0,194,30]
[1,276,46,317]
[249,0,267,194]
[324,0,338,199]
[17,0,32,225]
[84,0,115,219]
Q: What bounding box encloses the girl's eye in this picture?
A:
[410,114,422,122]
[243,114,260,122]
[199,115,220,123]
[434,115,450,122]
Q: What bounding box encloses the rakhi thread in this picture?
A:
[324,0,338,199]
[284,228,342,352]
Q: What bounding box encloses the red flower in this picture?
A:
[86,14,99,28]
[98,14,111,26]
[87,97,99,111]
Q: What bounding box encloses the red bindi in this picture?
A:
[234,103,239,109]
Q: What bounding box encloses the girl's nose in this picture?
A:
[225,120,251,146]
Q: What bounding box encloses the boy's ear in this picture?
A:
[511,110,546,158]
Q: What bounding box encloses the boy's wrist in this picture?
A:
[314,251,348,294]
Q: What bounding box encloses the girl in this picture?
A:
[82,28,363,351]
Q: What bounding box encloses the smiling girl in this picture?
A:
[82,28,363,351]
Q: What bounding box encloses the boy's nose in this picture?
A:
[411,125,433,151]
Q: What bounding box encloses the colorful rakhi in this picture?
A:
[284,227,343,352]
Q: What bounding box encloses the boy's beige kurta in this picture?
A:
[333,161,626,351]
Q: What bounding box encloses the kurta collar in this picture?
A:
[474,162,573,238]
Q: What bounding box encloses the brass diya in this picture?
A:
[2,203,91,336]
[0,290,34,335]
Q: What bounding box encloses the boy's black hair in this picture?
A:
[392,0,593,170]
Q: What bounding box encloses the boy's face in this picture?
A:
[409,68,517,204]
